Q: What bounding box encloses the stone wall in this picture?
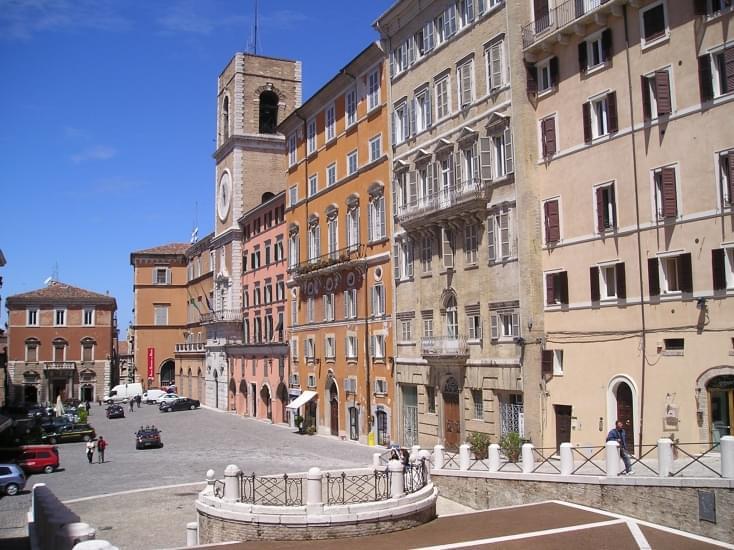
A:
[433,472,734,543]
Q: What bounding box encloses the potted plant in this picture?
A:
[466,431,491,460]
[294,415,304,434]
[499,431,522,463]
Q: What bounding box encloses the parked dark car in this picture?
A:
[41,423,96,444]
[159,398,200,412]
[135,426,163,450]
[106,405,125,419]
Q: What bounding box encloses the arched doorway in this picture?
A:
[708,375,734,442]
[160,361,175,388]
[239,379,248,415]
[229,378,237,411]
[187,368,192,397]
[330,382,339,437]
[376,408,388,446]
[443,376,461,450]
[276,383,288,424]
[608,377,636,451]
[259,90,279,134]
[260,384,272,421]
[213,370,219,409]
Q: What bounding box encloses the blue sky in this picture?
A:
[0,0,393,333]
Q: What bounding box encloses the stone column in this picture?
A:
[721,436,734,479]
[306,467,323,505]
[657,438,673,477]
[459,443,471,470]
[521,443,534,474]
[605,441,619,477]
[488,444,501,472]
[560,443,573,475]
[388,459,405,499]
[433,445,445,469]
[223,464,241,502]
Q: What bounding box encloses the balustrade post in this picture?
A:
[605,441,620,477]
[306,467,323,506]
[223,465,241,502]
[205,469,215,494]
[372,452,382,468]
[721,436,734,479]
[488,444,501,472]
[459,443,471,470]
[433,445,445,469]
[388,459,405,499]
[418,450,432,483]
[521,443,534,474]
[657,438,674,477]
[560,443,574,476]
[186,522,198,547]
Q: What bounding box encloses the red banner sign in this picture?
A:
[147,347,155,379]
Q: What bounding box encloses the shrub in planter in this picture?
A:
[499,431,522,462]
[305,425,316,435]
[294,415,304,433]
[466,431,491,459]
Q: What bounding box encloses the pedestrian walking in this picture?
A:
[97,436,107,463]
[606,420,633,475]
[85,401,91,415]
[85,440,95,464]
[135,394,142,408]
[129,399,134,412]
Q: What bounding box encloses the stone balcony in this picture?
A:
[420,336,469,357]
[396,180,489,230]
[42,361,76,370]
[200,308,243,325]
[289,244,367,281]
[521,0,625,58]
[174,342,206,354]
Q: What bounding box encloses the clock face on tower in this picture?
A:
[217,171,232,222]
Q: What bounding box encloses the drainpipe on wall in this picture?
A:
[622,5,648,456]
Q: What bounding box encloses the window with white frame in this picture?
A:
[641,68,672,120]
[324,293,335,322]
[717,149,733,207]
[435,76,450,120]
[415,87,432,133]
[347,150,358,176]
[368,194,386,241]
[327,216,338,259]
[346,87,357,126]
[276,280,285,301]
[243,287,250,308]
[375,378,388,395]
[83,308,94,326]
[435,11,446,45]
[308,223,320,262]
[492,129,513,178]
[253,286,261,306]
[699,45,734,101]
[306,118,317,155]
[460,0,475,26]
[154,267,169,285]
[306,297,314,323]
[421,235,433,273]
[652,165,678,220]
[288,133,297,166]
[416,20,434,57]
[275,239,284,262]
[553,350,564,375]
[600,264,618,299]
[442,227,454,269]
[467,314,482,340]
[346,207,360,251]
[290,337,299,360]
[327,162,337,187]
[536,56,558,93]
[579,29,612,72]
[344,288,357,319]
[442,4,457,38]
[648,253,692,297]
[288,232,299,268]
[369,134,382,162]
[595,182,617,232]
[264,283,272,304]
[490,309,519,340]
[583,92,618,142]
[392,38,413,76]
[393,239,414,281]
[487,208,512,262]
[308,174,318,197]
[346,334,358,359]
[27,308,38,326]
[82,339,94,362]
[400,319,412,341]
[472,390,483,419]
[290,296,297,326]
[394,101,409,144]
[325,104,335,141]
[445,296,458,338]
[461,143,479,186]
[457,59,474,107]
[304,337,315,360]
[371,334,385,359]
[154,305,168,326]
[55,308,66,326]
[640,1,668,46]
[289,185,298,207]
[464,224,479,265]
[661,255,686,294]
[367,69,380,110]
[325,335,336,359]
[423,317,434,337]
[371,285,385,317]
[485,38,505,91]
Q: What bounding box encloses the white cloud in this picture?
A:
[70,145,117,163]
[157,1,246,35]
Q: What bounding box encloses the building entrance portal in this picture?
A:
[402,385,418,447]
[615,382,635,451]
[330,384,339,437]
[708,375,734,443]
[81,384,94,403]
[443,377,461,451]
[554,405,572,452]
[24,385,38,404]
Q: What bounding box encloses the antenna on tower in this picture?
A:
[247,0,260,55]
[254,0,258,55]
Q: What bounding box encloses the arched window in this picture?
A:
[259,91,279,134]
[445,296,458,339]
[222,96,230,141]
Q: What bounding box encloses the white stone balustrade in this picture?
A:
[722,436,734,479]
[488,444,501,472]
[605,440,620,477]
[459,443,471,470]
[521,443,534,473]
[560,443,573,475]
[658,438,674,477]
[433,445,445,470]
[223,464,241,501]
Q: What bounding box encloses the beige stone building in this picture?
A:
[523,0,734,450]
[375,0,544,449]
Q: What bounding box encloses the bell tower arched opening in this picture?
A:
[259,91,279,134]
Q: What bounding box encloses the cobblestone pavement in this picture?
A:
[0,404,378,549]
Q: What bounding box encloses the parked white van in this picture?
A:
[142,389,167,404]
[103,383,143,404]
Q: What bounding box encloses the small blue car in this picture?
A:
[0,463,26,496]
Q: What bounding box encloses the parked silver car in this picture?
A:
[0,463,26,496]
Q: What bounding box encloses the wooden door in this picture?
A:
[616,383,635,451]
[554,405,572,452]
[444,393,461,450]
[330,398,339,436]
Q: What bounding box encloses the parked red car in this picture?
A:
[15,445,59,474]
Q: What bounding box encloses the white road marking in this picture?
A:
[626,520,652,549]
[62,481,205,504]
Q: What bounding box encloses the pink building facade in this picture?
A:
[229,192,290,423]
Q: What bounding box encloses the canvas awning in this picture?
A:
[286,390,317,410]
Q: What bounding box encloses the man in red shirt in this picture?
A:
[97,436,108,463]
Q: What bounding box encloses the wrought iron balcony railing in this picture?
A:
[420,336,469,357]
[290,244,366,277]
[200,309,243,324]
[175,342,206,354]
[522,0,620,50]
[396,180,487,225]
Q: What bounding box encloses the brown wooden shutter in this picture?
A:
[648,258,660,297]
[583,102,592,143]
[550,57,559,87]
[655,71,672,115]
[543,117,556,156]
[546,273,556,305]
[596,187,605,232]
[578,41,588,72]
[728,151,734,204]
[726,47,734,93]
[590,266,600,302]
[559,271,569,304]
[616,262,626,299]
[712,249,727,291]
[601,29,613,62]
[641,75,652,120]
[607,91,618,133]
[679,253,693,293]
[661,167,677,218]
[541,350,554,376]
[526,62,538,95]
[698,55,714,102]
[545,200,560,243]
